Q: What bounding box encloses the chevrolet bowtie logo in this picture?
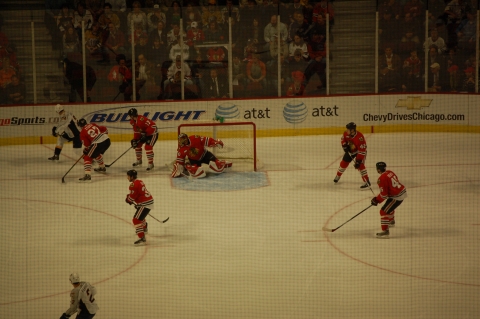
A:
[395,96,432,110]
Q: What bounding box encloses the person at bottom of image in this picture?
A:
[333,122,371,189]
[370,162,408,239]
[59,273,98,319]
[77,119,111,182]
[126,169,154,245]
[48,104,82,161]
[128,108,158,172]
[171,133,232,179]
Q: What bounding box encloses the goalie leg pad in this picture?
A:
[208,160,226,174]
[186,164,206,178]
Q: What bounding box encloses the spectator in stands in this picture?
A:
[186,22,205,57]
[190,53,206,98]
[427,0,447,30]
[221,0,240,25]
[146,36,168,70]
[45,0,66,48]
[305,29,326,87]
[423,28,446,54]
[184,3,202,31]
[427,44,445,72]
[403,0,424,21]
[378,0,402,21]
[289,0,307,26]
[169,39,190,62]
[110,0,127,13]
[446,54,460,92]
[127,1,147,34]
[460,66,475,92]
[63,25,81,55]
[262,0,289,24]
[398,12,421,42]
[5,74,26,104]
[444,0,467,48]
[288,10,311,42]
[264,15,288,52]
[148,21,167,47]
[242,18,261,51]
[456,10,477,54]
[99,3,121,30]
[108,54,132,100]
[401,49,423,92]
[147,4,166,32]
[398,27,420,57]
[57,4,74,35]
[86,0,105,22]
[202,0,223,29]
[0,57,16,98]
[246,53,267,93]
[379,7,399,47]
[164,55,194,92]
[288,49,309,75]
[129,22,148,46]
[204,20,225,43]
[378,46,402,77]
[428,62,446,92]
[206,46,225,67]
[163,71,182,99]
[63,58,96,102]
[203,68,229,98]
[240,0,259,30]
[74,3,94,39]
[166,22,186,47]
[289,34,309,60]
[135,53,153,100]
[269,37,289,62]
[231,54,247,88]
[286,71,306,97]
[134,32,150,59]
[84,22,104,57]
[308,12,327,39]
[312,0,334,27]
[104,22,126,58]
[167,1,183,28]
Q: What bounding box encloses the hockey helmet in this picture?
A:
[376,162,387,172]
[346,122,356,130]
[77,118,87,127]
[127,169,138,179]
[127,108,138,118]
[55,104,65,114]
[178,133,190,147]
[69,273,80,284]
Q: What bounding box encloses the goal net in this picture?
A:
[178,121,259,171]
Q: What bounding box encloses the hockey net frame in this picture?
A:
[178,121,258,171]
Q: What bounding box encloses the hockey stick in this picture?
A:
[322,205,373,233]
[149,214,169,223]
[348,152,376,195]
[105,146,133,167]
[61,154,85,183]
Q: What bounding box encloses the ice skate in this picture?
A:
[134,236,146,245]
[78,174,91,182]
[376,229,390,239]
[132,160,142,167]
[48,155,59,161]
[333,176,340,183]
[94,167,106,173]
[360,181,371,190]
[146,163,154,172]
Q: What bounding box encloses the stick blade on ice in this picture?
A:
[322,226,334,232]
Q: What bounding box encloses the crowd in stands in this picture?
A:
[378,0,478,93]
[42,0,336,101]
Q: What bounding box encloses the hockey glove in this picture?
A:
[215,140,224,149]
[139,134,148,143]
[131,139,138,148]
[52,127,58,137]
[59,313,71,319]
[354,161,361,169]
[371,197,379,206]
[342,144,349,153]
[83,147,91,156]
[125,197,133,205]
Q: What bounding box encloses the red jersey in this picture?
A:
[127,179,154,206]
[80,123,109,147]
[129,115,157,140]
[341,130,367,162]
[375,170,407,203]
[175,135,220,164]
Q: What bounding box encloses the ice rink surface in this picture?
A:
[1,132,479,319]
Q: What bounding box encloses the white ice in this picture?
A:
[0,132,479,319]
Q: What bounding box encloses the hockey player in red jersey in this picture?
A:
[371,162,407,239]
[77,118,111,182]
[171,133,232,178]
[128,108,158,172]
[126,169,153,245]
[334,122,371,189]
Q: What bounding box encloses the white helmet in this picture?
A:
[69,273,80,284]
[55,104,65,114]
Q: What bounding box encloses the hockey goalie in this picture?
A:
[171,133,232,179]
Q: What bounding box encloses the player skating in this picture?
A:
[334,122,371,189]
[128,108,158,172]
[59,273,98,319]
[370,162,407,239]
[48,104,82,161]
[126,169,153,245]
[78,119,111,182]
[171,133,232,179]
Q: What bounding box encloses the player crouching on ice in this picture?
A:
[48,104,82,161]
[171,133,232,179]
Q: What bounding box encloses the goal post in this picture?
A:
[178,121,258,171]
